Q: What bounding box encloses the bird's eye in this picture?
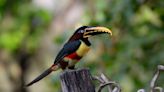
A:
[78,30,84,33]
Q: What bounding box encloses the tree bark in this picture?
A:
[60,69,95,92]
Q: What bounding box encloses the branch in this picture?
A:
[150,65,164,92]
[137,65,164,92]
[93,74,121,92]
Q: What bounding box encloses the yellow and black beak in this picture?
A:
[83,27,112,38]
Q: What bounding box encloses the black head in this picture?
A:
[69,26,112,41]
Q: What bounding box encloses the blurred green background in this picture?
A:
[0,0,163,92]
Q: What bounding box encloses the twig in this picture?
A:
[137,89,146,92]
[93,73,121,92]
[150,65,164,92]
[137,65,164,92]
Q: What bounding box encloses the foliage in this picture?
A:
[0,0,163,92]
[85,0,164,91]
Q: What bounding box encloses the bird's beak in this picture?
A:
[83,27,112,38]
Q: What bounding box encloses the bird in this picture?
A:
[26,26,112,87]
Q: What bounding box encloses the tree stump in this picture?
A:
[60,68,95,92]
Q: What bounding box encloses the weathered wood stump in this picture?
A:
[60,68,95,92]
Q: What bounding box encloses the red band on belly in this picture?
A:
[65,52,82,60]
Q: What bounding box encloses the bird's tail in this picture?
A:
[26,64,59,87]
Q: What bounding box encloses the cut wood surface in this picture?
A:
[60,69,95,92]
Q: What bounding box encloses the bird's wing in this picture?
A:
[53,40,81,64]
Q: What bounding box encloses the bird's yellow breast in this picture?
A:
[76,41,90,57]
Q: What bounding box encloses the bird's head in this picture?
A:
[69,26,112,41]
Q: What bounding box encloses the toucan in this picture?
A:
[26,26,112,86]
